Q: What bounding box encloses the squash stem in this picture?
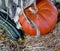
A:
[18,37,23,42]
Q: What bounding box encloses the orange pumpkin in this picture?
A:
[18,0,58,36]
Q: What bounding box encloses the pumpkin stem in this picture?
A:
[29,7,38,14]
[29,0,38,14]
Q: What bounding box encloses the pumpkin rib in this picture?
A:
[39,9,57,31]
[36,14,51,34]
[39,13,52,33]
[40,12,55,31]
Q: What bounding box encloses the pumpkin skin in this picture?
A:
[18,0,58,36]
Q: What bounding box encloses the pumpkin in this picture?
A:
[18,0,58,36]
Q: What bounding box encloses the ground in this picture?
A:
[0,21,60,51]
